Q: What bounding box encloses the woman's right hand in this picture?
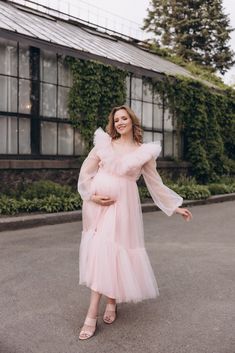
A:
[91,194,115,206]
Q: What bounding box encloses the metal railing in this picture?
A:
[8,0,147,41]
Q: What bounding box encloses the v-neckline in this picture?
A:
[110,140,142,157]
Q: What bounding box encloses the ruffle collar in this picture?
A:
[93,127,162,160]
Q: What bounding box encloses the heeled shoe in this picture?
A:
[103,303,117,324]
[79,317,98,340]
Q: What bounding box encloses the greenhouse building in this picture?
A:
[0,0,207,185]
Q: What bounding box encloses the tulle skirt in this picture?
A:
[79,169,159,303]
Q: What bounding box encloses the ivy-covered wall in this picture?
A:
[66,56,234,184]
[66,57,127,150]
[150,77,235,183]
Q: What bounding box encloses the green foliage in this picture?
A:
[172,175,198,186]
[207,183,235,195]
[170,185,211,200]
[21,180,73,200]
[0,181,82,215]
[1,178,234,215]
[139,183,211,202]
[138,186,151,201]
[0,196,21,215]
[149,76,235,183]
[143,0,235,74]
[66,57,127,150]
[0,195,82,215]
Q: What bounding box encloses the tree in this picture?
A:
[143,0,234,74]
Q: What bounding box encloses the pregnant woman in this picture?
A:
[77,105,192,340]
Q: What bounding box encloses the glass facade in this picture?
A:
[0,38,182,159]
[0,39,84,157]
[126,75,182,158]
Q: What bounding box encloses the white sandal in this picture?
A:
[103,303,117,324]
[79,317,98,340]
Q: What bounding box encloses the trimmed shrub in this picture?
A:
[208,183,235,195]
[170,185,211,200]
[21,180,73,200]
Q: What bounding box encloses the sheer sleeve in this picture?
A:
[77,147,100,201]
[142,158,183,216]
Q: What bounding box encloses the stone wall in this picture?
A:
[0,159,191,194]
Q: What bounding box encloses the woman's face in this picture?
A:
[113,109,133,136]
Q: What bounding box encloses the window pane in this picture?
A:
[0,38,17,76]
[164,109,173,131]
[19,79,31,114]
[153,92,162,105]
[143,82,153,103]
[75,130,85,155]
[19,118,31,154]
[8,117,18,154]
[0,76,17,112]
[154,132,163,142]
[19,45,30,79]
[173,132,183,159]
[131,77,142,100]
[126,75,130,98]
[153,103,163,130]
[0,117,21,154]
[58,86,69,119]
[40,50,57,84]
[142,102,152,128]
[40,83,57,117]
[58,56,73,87]
[154,132,163,157]
[58,123,74,155]
[0,117,7,153]
[143,130,153,143]
[131,100,142,121]
[41,121,57,155]
[164,131,173,157]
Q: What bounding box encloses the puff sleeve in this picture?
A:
[77,147,100,201]
[77,128,110,201]
[142,158,183,216]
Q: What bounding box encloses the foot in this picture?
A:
[103,303,117,324]
[79,317,97,340]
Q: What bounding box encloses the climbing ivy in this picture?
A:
[66,57,127,150]
[65,56,234,183]
[148,76,235,183]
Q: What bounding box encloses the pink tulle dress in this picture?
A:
[77,128,183,303]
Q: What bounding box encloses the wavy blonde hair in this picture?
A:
[106,105,143,144]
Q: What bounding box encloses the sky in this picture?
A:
[67,0,235,85]
[26,0,235,84]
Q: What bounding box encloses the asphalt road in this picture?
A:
[0,202,234,353]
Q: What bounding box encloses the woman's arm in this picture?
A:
[77,147,100,201]
[77,148,115,206]
[142,158,192,220]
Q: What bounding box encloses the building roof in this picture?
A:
[0,0,199,80]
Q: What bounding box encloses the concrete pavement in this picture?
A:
[0,201,234,353]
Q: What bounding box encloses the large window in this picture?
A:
[128,75,182,158]
[39,50,84,155]
[0,40,84,157]
[0,39,31,154]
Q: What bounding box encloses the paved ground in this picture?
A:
[0,202,234,353]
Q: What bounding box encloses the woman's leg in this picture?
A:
[79,289,102,339]
[103,296,117,324]
[87,289,102,318]
[106,296,116,305]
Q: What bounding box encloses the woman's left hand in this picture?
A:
[175,207,193,221]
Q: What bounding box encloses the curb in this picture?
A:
[0,193,235,232]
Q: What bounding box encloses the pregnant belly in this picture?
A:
[91,170,120,200]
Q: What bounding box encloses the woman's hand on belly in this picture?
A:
[91,194,116,206]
